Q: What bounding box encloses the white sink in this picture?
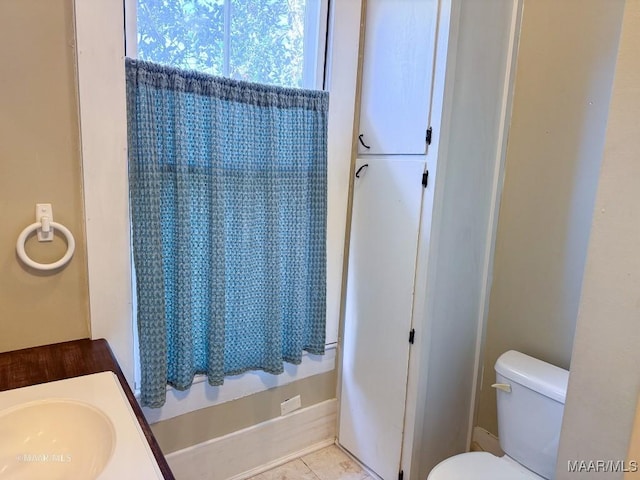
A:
[0,399,115,479]
[0,373,163,479]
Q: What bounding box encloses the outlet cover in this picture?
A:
[280,395,302,416]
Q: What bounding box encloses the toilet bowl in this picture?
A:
[428,351,569,480]
[429,451,542,479]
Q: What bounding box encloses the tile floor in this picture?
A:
[248,445,377,480]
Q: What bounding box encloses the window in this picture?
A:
[127,0,328,89]
[121,0,334,403]
[76,0,360,418]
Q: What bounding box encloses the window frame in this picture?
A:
[75,0,363,422]
[124,0,331,395]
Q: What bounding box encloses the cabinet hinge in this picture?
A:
[399,470,404,480]
[426,126,433,145]
[409,329,415,344]
[422,171,429,188]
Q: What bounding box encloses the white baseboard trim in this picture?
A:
[472,426,504,457]
[166,399,337,480]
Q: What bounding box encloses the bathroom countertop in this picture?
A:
[0,338,175,480]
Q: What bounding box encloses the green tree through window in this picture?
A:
[136,0,314,89]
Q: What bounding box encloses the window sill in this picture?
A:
[140,344,336,424]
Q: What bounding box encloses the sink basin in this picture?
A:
[0,372,163,479]
[0,399,115,479]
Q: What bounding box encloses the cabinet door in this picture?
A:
[358,0,438,155]
[339,158,425,480]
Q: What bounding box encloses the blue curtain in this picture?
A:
[125,59,328,408]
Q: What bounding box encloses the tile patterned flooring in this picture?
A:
[249,445,377,480]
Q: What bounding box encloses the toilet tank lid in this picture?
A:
[495,351,569,404]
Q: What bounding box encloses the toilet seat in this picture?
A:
[428,452,543,480]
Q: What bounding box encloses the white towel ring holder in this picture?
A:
[16,221,75,271]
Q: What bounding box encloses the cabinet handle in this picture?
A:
[358,134,371,149]
[355,164,369,178]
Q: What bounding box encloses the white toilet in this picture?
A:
[428,350,569,480]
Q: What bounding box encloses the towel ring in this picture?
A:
[16,221,75,271]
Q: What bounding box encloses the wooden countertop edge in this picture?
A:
[0,338,175,480]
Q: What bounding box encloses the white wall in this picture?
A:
[556,1,640,477]
[407,0,521,476]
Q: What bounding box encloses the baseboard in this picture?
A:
[471,426,504,457]
[166,399,337,480]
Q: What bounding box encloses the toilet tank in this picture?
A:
[494,351,569,480]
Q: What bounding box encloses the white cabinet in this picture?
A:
[339,158,425,480]
[357,0,438,155]
[339,1,438,477]
[338,0,521,478]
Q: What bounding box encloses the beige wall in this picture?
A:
[0,0,90,351]
[476,0,624,435]
[557,0,640,476]
[152,370,336,454]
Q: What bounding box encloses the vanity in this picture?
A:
[0,339,174,479]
